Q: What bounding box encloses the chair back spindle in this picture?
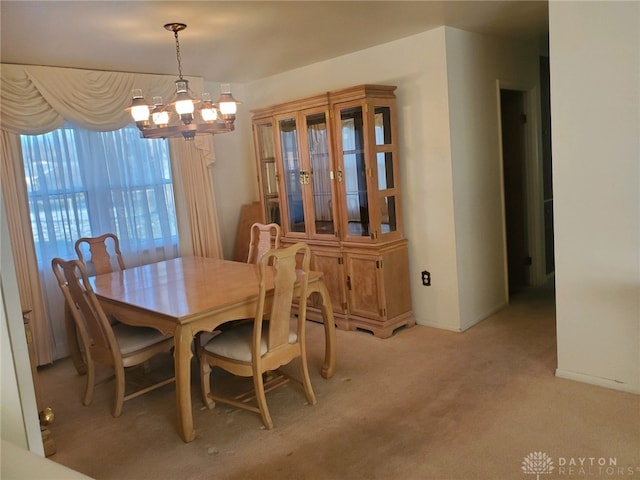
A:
[75,233,125,276]
[246,223,281,264]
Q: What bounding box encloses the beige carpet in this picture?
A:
[39,287,640,480]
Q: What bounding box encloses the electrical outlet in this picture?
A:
[421,270,431,286]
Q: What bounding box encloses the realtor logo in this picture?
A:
[522,451,555,479]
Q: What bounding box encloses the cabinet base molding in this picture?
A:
[342,311,415,339]
[307,308,415,339]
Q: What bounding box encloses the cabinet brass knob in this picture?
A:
[299,171,310,185]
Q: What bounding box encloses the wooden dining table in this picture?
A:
[87,256,336,443]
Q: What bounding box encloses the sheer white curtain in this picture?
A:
[21,124,179,359]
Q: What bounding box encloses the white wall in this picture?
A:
[549,1,640,393]
[1,196,43,454]
[444,28,542,330]
[203,82,256,259]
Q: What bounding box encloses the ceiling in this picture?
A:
[0,1,549,84]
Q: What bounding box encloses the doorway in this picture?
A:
[499,58,555,297]
[500,88,530,296]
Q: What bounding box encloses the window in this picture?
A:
[21,124,179,266]
[21,124,179,359]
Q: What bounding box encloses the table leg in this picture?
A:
[314,281,336,379]
[174,325,196,443]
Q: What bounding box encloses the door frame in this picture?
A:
[496,80,546,295]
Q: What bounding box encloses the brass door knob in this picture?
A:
[39,407,55,426]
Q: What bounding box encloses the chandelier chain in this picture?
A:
[174,30,183,80]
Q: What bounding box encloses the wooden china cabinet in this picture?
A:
[251,85,414,338]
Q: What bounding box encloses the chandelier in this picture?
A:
[128,23,239,140]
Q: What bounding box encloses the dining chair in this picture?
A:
[74,233,125,329]
[196,221,283,351]
[199,242,316,429]
[246,222,281,264]
[51,257,175,417]
[74,233,125,276]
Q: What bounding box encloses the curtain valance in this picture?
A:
[0,64,202,134]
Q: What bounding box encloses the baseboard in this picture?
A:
[459,301,508,332]
[555,368,640,395]
[417,321,463,332]
[416,300,509,333]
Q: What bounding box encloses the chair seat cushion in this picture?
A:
[113,323,171,355]
[203,323,297,362]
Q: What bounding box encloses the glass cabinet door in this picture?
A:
[374,104,399,236]
[334,97,401,242]
[256,86,401,245]
[337,104,371,238]
[276,115,306,234]
[253,120,280,224]
[274,108,337,240]
[302,110,336,238]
